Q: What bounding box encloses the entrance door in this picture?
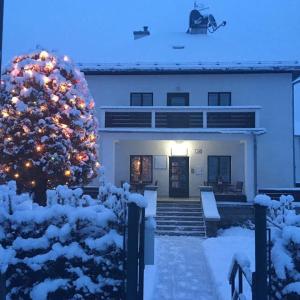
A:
[169,156,189,198]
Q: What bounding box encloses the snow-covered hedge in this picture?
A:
[255,194,300,299]
[0,175,145,300]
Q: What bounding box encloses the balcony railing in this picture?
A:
[99,106,262,131]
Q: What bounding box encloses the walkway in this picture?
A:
[152,236,218,300]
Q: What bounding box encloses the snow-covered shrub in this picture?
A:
[0,178,133,300]
[255,194,300,299]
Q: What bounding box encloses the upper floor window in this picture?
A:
[130,93,153,106]
[208,92,231,106]
[167,93,189,106]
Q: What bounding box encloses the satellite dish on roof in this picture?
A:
[187,3,226,34]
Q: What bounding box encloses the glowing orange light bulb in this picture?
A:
[39,51,49,60]
[14,173,20,179]
[2,110,9,118]
[31,180,36,186]
[25,161,31,168]
[78,100,86,109]
[59,84,67,93]
[64,170,71,177]
[36,144,43,152]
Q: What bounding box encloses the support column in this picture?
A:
[244,136,255,201]
[99,134,116,184]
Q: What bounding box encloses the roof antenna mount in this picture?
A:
[187,3,226,34]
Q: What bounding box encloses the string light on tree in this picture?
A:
[25,161,32,168]
[64,170,71,177]
[0,49,98,205]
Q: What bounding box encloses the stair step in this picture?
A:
[157,207,203,212]
[157,207,202,212]
[156,230,206,237]
[156,220,205,226]
[155,200,207,237]
[157,202,201,207]
[157,211,203,217]
[157,225,206,231]
[156,216,204,222]
[158,201,200,205]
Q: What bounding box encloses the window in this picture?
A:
[167,93,189,106]
[208,156,231,183]
[130,93,153,106]
[208,92,231,106]
[130,155,153,183]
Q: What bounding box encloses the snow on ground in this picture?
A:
[202,227,255,300]
[150,236,218,300]
[146,228,254,300]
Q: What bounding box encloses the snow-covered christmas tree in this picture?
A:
[0,50,99,204]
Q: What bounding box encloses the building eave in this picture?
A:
[80,61,300,75]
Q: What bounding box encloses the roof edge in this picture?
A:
[83,68,297,75]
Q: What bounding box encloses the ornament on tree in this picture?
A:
[0,50,99,205]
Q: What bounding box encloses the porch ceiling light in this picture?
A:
[171,143,188,156]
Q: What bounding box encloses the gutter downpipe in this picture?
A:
[253,133,258,196]
[253,131,265,197]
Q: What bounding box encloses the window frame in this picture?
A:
[207,155,231,183]
[208,92,232,106]
[130,155,153,184]
[130,92,153,106]
[167,93,190,106]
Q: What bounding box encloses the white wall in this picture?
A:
[87,72,294,190]
[296,136,300,184]
[114,140,245,197]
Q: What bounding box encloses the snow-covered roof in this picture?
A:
[4,0,300,73]
[76,0,300,73]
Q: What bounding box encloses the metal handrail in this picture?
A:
[229,258,252,300]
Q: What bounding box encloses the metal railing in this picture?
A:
[229,257,252,300]
[99,106,262,131]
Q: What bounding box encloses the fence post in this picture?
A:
[0,272,5,300]
[126,203,140,300]
[253,204,268,300]
[138,208,145,300]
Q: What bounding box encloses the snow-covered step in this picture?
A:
[157,207,203,212]
[156,216,205,222]
[156,230,206,237]
[156,211,203,217]
[156,200,206,237]
[156,220,205,226]
[157,202,202,207]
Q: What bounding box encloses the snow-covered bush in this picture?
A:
[0,177,136,300]
[255,194,300,299]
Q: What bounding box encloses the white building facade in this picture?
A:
[84,69,299,201]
